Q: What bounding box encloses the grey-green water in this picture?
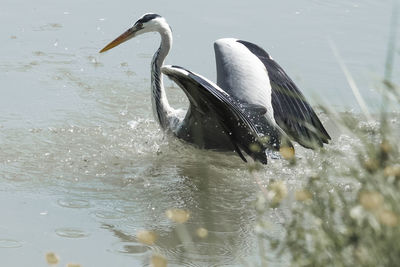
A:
[1,0,399,266]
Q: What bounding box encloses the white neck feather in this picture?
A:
[150,20,175,129]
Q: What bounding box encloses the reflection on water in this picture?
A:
[101,159,260,266]
[0,0,398,266]
[1,107,397,266]
[0,116,288,265]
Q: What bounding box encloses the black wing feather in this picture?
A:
[237,40,331,148]
[162,65,280,164]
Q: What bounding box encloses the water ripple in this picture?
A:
[166,242,235,266]
[0,239,23,248]
[92,210,123,220]
[55,228,90,238]
[57,198,90,209]
[110,241,150,255]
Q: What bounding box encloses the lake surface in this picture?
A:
[0,0,399,266]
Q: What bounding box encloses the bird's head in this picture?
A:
[99,13,169,53]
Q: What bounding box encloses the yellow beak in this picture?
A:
[99,27,137,53]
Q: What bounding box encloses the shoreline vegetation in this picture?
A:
[256,1,400,265]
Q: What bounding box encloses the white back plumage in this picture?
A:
[214,38,275,124]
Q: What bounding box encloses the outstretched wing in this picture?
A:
[162,65,289,164]
[214,38,331,149]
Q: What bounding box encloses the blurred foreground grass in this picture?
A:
[257,102,400,266]
[257,2,400,265]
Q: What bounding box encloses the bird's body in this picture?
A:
[100,13,330,164]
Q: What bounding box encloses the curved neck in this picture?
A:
[151,26,173,130]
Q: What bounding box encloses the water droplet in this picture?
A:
[127,120,139,129]
[344,184,352,191]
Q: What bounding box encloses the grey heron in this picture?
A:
[99,13,331,164]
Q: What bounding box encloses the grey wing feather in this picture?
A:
[237,40,331,148]
[162,65,278,164]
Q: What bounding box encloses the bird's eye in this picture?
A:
[136,22,143,28]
